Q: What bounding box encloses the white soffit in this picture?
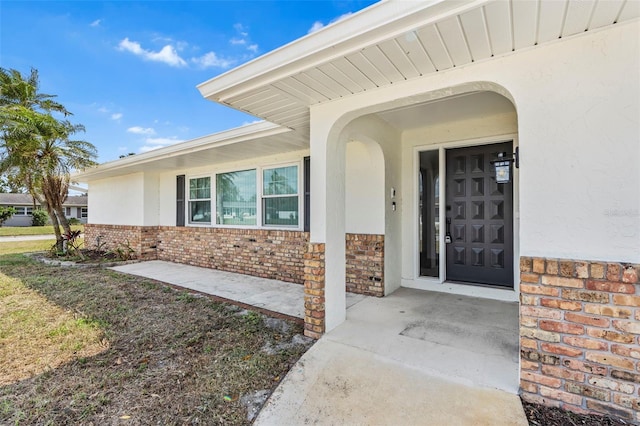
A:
[73,122,307,181]
[198,0,639,131]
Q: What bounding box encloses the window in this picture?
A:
[81,207,88,218]
[189,177,211,224]
[184,162,303,229]
[11,206,33,216]
[66,207,71,216]
[263,165,298,226]
[216,169,256,225]
[419,150,439,278]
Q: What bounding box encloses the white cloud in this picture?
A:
[234,23,248,37]
[230,23,259,54]
[308,21,325,33]
[118,38,187,67]
[90,19,101,27]
[192,52,234,69]
[139,136,184,153]
[98,106,109,113]
[127,126,155,135]
[111,113,123,121]
[308,12,353,34]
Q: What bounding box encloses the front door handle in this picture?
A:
[445,218,452,243]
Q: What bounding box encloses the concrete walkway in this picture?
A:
[111,260,366,319]
[112,261,527,425]
[256,339,527,426]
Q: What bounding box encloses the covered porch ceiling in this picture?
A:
[198,0,638,133]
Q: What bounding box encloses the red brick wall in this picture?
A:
[346,233,384,297]
[520,256,640,423]
[155,227,308,283]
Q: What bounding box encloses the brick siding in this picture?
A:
[155,227,308,283]
[85,225,384,296]
[304,243,325,339]
[84,224,153,260]
[520,256,640,423]
[346,233,384,297]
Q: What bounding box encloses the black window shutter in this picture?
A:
[304,157,310,232]
[176,175,185,227]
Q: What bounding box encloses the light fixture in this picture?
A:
[491,147,519,184]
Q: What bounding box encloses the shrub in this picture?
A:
[31,209,48,226]
[68,217,82,225]
[0,206,16,226]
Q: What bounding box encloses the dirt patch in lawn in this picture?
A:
[0,254,312,425]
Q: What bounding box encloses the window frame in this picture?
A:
[81,207,88,218]
[12,206,32,216]
[183,160,303,231]
[215,168,258,227]
[187,175,212,225]
[261,163,301,228]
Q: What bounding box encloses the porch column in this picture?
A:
[304,117,347,339]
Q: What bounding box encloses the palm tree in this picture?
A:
[0,67,97,249]
[0,67,69,114]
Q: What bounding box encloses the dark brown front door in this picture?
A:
[445,142,514,288]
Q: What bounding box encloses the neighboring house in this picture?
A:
[0,193,88,226]
[74,1,639,421]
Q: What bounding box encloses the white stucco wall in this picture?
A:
[143,173,160,226]
[158,172,177,226]
[311,20,639,266]
[344,116,403,296]
[345,140,385,235]
[88,173,145,226]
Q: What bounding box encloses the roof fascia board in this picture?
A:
[197,0,487,103]
[73,121,292,181]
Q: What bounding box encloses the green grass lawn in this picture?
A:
[0,225,83,237]
[0,240,54,255]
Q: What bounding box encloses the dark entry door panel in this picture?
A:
[445,142,514,288]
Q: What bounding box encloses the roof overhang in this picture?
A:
[197,0,639,131]
[73,121,306,182]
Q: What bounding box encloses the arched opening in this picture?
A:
[309,85,520,392]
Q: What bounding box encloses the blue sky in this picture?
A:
[0,1,377,163]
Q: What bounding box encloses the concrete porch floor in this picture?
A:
[328,288,521,393]
[112,261,526,425]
